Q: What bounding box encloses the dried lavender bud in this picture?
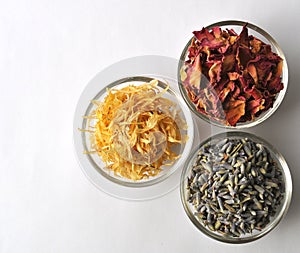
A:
[186,137,285,237]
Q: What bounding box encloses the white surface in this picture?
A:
[0,0,299,252]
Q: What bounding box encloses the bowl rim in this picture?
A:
[180,131,293,244]
[177,20,289,129]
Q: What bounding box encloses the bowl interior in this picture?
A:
[81,76,194,187]
[180,131,292,243]
[178,20,288,129]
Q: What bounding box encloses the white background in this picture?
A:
[1,0,300,252]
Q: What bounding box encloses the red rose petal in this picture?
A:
[227,72,240,81]
[208,61,222,83]
[225,100,246,126]
[181,25,284,126]
[247,99,265,116]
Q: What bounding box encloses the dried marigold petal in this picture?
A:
[82,80,187,180]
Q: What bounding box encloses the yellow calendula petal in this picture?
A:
[81,80,187,180]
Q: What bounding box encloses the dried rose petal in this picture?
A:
[250,36,263,53]
[244,86,262,100]
[193,28,215,42]
[267,76,283,93]
[227,72,240,81]
[225,100,246,126]
[208,61,222,83]
[232,85,241,99]
[237,46,252,68]
[247,64,258,84]
[238,25,249,47]
[219,81,235,102]
[222,54,236,73]
[188,55,202,88]
[181,24,284,126]
[247,99,265,116]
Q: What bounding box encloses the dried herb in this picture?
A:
[181,25,284,126]
[186,137,285,237]
[82,80,187,180]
